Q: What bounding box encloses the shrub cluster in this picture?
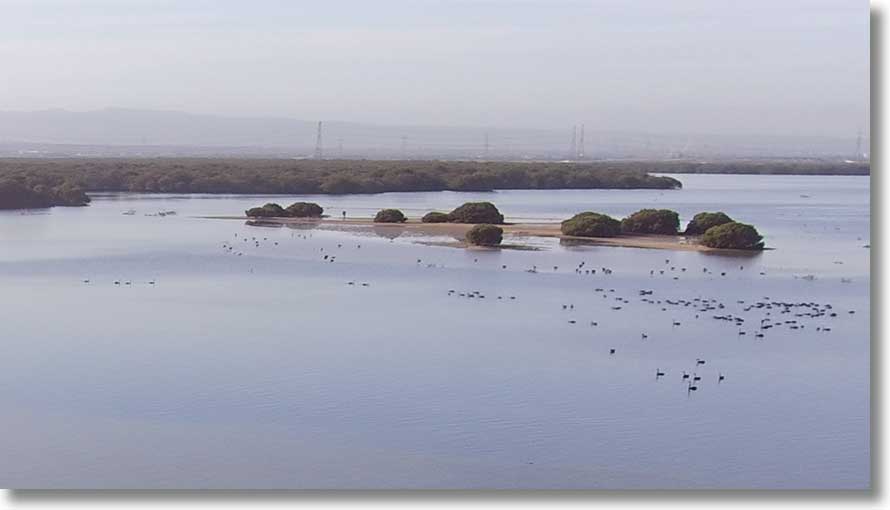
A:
[560,212,621,237]
[620,209,680,235]
[685,211,733,235]
[374,208,407,223]
[285,202,324,217]
[465,224,504,246]
[245,201,323,218]
[447,202,504,224]
[245,203,286,218]
[701,222,764,250]
[421,211,450,223]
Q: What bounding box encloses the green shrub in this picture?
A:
[421,211,450,223]
[620,209,680,234]
[701,222,764,250]
[374,208,407,223]
[0,179,89,209]
[448,202,504,224]
[560,212,621,237]
[285,201,323,217]
[465,224,504,246]
[51,183,90,206]
[245,202,286,217]
[685,211,733,235]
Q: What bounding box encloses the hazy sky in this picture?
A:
[0,0,869,137]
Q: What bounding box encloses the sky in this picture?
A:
[0,0,870,138]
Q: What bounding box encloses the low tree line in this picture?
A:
[0,158,685,210]
[0,178,89,209]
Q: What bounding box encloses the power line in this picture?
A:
[569,125,577,160]
[578,124,585,159]
[313,121,323,159]
[856,129,864,160]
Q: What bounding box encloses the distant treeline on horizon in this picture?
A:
[0,158,868,210]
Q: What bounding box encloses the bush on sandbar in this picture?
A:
[701,222,764,250]
[465,224,504,246]
[245,203,287,217]
[374,208,407,223]
[685,211,733,235]
[421,211,450,223]
[620,209,679,235]
[448,202,504,224]
[285,202,324,218]
[560,212,621,237]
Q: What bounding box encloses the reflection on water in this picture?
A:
[244,220,284,228]
[0,174,869,489]
[372,224,405,240]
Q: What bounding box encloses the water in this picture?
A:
[0,174,869,488]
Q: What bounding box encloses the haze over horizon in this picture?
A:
[0,107,867,159]
[1,0,869,142]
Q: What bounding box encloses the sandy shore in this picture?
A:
[200,215,743,253]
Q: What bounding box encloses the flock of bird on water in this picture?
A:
[84,218,856,397]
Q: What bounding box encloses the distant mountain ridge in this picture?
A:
[0,108,865,160]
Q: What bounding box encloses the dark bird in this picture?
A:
[609,348,616,355]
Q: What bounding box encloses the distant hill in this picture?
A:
[0,108,867,160]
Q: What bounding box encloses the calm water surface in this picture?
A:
[0,174,870,488]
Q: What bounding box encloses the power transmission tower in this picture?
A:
[569,125,577,160]
[856,129,864,160]
[484,132,490,160]
[578,124,585,159]
[313,121,323,159]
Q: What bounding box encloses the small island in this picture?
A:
[233,201,767,252]
[246,201,324,218]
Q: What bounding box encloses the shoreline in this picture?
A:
[201,215,758,253]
